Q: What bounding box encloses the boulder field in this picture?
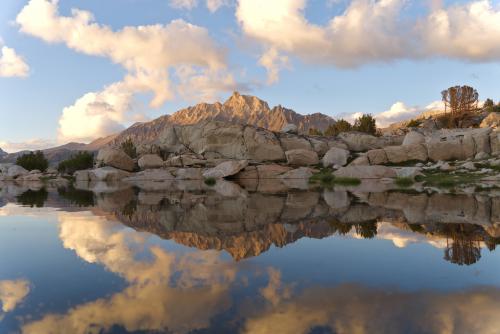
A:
[2,121,499,188]
[73,121,500,186]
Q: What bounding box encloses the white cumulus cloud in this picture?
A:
[343,100,444,128]
[0,45,29,78]
[236,0,500,83]
[16,0,236,143]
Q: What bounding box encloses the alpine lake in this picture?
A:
[1,177,500,334]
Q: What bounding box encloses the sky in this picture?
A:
[1,0,500,152]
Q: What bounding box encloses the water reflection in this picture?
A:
[16,188,48,208]
[1,181,500,333]
[12,210,500,334]
[2,181,500,265]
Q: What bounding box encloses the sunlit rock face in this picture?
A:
[108,92,337,149]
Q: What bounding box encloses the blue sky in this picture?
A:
[1,0,500,152]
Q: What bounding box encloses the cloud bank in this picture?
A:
[16,0,236,142]
[237,0,500,82]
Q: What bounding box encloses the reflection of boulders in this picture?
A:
[84,186,500,263]
[3,180,500,265]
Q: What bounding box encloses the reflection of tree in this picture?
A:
[121,199,138,218]
[16,188,48,208]
[354,221,378,239]
[484,237,500,252]
[441,225,482,266]
[57,186,95,207]
[408,224,424,233]
[329,220,352,235]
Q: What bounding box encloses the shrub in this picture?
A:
[121,138,137,158]
[16,151,48,172]
[204,177,216,186]
[353,114,377,135]
[58,151,94,175]
[308,128,323,136]
[484,104,500,113]
[484,98,495,108]
[324,119,352,136]
[406,119,421,128]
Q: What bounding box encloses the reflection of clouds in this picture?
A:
[0,203,59,217]
[15,209,500,333]
[21,211,237,334]
[22,280,232,334]
[376,223,447,249]
[243,284,500,334]
[260,267,292,307]
[0,279,30,313]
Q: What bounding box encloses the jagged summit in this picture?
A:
[170,91,335,131]
[0,92,337,163]
[106,91,337,147]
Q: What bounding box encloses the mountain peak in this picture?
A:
[223,91,270,113]
[103,93,337,147]
[0,147,7,157]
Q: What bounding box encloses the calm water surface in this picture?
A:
[1,181,500,334]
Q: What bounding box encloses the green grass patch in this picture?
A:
[204,177,216,186]
[40,176,57,182]
[333,177,361,186]
[415,170,483,188]
[309,169,361,187]
[394,177,414,187]
[309,168,334,184]
[474,162,500,172]
[384,160,424,167]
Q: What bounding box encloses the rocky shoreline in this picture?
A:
[1,120,499,193]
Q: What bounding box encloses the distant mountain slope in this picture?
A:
[109,92,336,145]
[0,148,7,158]
[1,92,337,164]
[0,142,90,166]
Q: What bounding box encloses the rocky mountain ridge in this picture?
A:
[0,92,337,164]
[107,92,336,147]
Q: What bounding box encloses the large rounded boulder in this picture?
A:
[96,148,135,172]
